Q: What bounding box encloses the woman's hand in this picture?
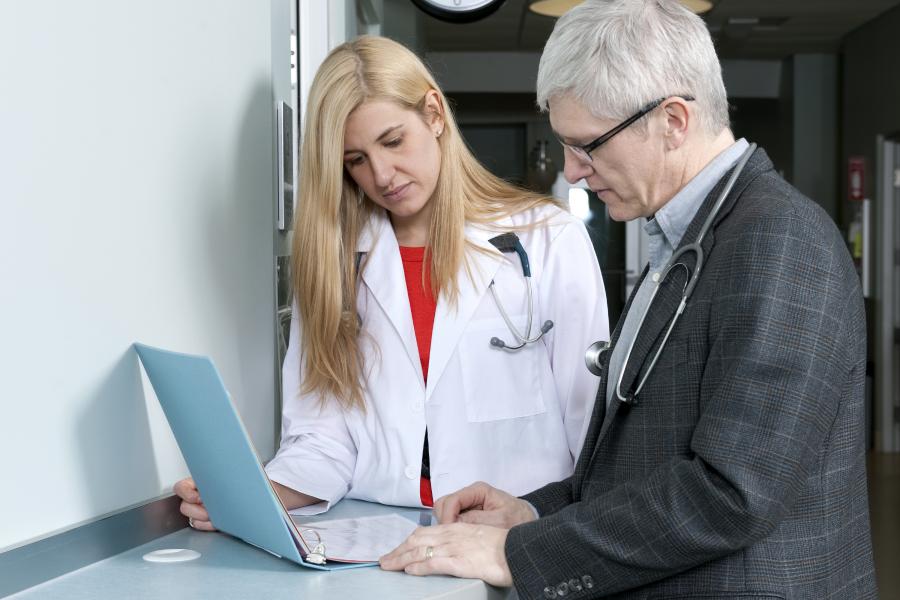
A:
[173,477,322,532]
[174,477,216,531]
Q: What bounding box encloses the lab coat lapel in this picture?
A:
[425,225,504,401]
[358,211,425,386]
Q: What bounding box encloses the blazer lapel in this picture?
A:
[578,259,694,474]
[579,244,697,479]
[574,265,647,483]
[578,146,772,476]
[426,224,504,401]
[613,253,695,405]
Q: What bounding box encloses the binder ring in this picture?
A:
[301,529,328,565]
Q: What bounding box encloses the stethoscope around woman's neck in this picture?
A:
[353,231,553,351]
[584,143,757,405]
[485,232,554,351]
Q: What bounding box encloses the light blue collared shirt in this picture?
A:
[605,139,750,407]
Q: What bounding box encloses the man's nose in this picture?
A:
[562,149,593,184]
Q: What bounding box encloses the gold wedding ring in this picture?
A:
[424,545,434,560]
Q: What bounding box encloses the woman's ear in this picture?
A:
[423,89,445,137]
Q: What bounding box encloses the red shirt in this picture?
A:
[398,246,436,507]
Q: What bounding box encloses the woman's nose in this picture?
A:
[369,154,395,188]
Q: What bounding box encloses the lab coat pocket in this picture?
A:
[458,316,546,422]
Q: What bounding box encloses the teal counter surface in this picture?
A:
[9,500,509,600]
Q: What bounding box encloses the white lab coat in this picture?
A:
[265,204,609,510]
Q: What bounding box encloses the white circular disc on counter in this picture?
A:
[142,548,201,563]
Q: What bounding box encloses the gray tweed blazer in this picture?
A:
[505,148,877,600]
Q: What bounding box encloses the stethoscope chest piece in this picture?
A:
[584,340,610,376]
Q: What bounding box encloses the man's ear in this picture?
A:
[662,96,690,149]
[423,89,445,136]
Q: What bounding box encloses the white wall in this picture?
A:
[0,0,290,550]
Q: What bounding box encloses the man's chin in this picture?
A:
[606,206,638,223]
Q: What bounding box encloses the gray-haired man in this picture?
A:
[381,1,876,597]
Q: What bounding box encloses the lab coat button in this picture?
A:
[412,400,423,412]
[404,465,418,479]
[652,272,660,282]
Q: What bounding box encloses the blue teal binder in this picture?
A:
[133,343,373,570]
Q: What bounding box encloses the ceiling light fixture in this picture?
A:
[529,0,713,18]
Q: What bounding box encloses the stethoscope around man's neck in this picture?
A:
[584,143,757,405]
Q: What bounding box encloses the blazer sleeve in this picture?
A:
[505,200,861,598]
[538,215,610,460]
[264,303,357,509]
[521,476,575,517]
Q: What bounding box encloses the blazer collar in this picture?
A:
[578,147,773,472]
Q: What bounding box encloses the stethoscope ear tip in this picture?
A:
[490,337,505,349]
[540,320,554,334]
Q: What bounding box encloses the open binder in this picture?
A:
[135,343,406,570]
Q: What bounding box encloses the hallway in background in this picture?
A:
[869,452,900,598]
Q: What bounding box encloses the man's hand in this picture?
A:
[435,481,537,528]
[379,523,513,587]
[174,477,216,531]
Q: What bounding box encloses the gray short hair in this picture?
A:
[536,0,729,136]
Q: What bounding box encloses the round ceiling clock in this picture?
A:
[409,0,507,23]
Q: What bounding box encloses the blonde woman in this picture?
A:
[175,36,608,527]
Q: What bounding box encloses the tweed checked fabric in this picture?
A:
[506,148,876,600]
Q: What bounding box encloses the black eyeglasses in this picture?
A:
[560,95,695,163]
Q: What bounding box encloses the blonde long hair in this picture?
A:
[293,35,559,411]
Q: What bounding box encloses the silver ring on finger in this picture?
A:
[424,545,434,560]
[188,517,195,529]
